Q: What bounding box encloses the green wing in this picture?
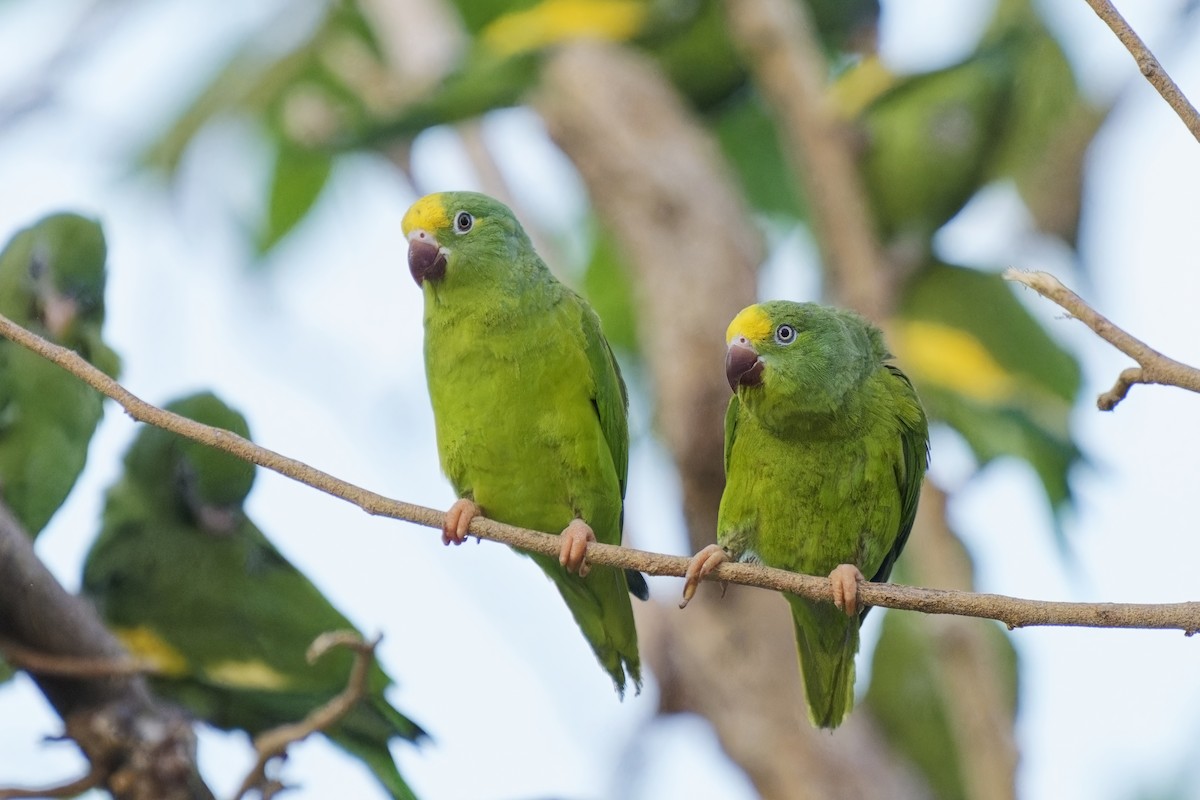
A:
[869,364,930,588]
[723,394,741,474]
[577,293,650,601]
[578,295,629,503]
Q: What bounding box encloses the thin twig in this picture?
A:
[0,764,108,800]
[1082,0,1200,142]
[0,636,157,678]
[0,311,1197,633]
[1005,269,1200,409]
[230,632,378,800]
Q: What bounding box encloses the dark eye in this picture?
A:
[775,324,796,345]
[28,253,46,282]
[454,211,474,234]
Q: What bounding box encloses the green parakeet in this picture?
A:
[0,212,119,537]
[681,301,928,728]
[81,392,425,799]
[403,191,645,697]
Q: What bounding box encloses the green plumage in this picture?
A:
[403,191,642,696]
[718,302,928,728]
[81,392,424,799]
[0,213,119,537]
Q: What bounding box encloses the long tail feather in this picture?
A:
[786,595,859,728]
[529,553,641,697]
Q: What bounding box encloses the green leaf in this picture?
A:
[865,604,1018,800]
[581,225,640,355]
[895,262,1083,515]
[714,92,807,219]
[258,145,334,253]
[899,262,1080,402]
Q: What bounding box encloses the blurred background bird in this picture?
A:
[81,391,425,800]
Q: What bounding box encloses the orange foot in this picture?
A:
[559,519,596,577]
[679,544,729,609]
[442,498,480,546]
[829,564,866,617]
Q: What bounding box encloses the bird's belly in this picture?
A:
[720,434,901,576]
[428,343,621,540]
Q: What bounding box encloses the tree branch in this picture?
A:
[0,763,108,800]
[1082,0,1200,142]
[0,498,213,800]
[0,637,155,678]
[0,311,1196,634]
[230,632,379,800]
[1004,268,1200,409]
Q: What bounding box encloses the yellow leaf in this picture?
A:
[892,319,1017,402]
[482,0,647,58]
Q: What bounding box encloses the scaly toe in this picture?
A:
[680,544,729,609]
[559,519,596,576]
[829,563,866,617]
[443,498,481,546]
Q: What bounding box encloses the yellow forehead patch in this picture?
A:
[204,659,291,690]
[115,625,189,677]
[482,0,646,58]
[726,304,772,345]
[402,194,450,236]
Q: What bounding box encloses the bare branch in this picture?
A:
[1082,0,1200,142]
[0,636,157,678]
[0,763,107,800]
[0,310,1195,634]
[1005,269,1200,409]
[230,632,378,800]
[0,499,213,800]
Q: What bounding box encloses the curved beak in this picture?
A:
[407,230,448,286]
[42,290,78,340]
[726,337,764,391]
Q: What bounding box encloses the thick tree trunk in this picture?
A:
[0,504,213,800]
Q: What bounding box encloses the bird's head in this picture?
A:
[401,191,535,294]
[125,392,256,534]
[0,213,109,348]
[724,301,883,424]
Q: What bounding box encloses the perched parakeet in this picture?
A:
[403,191,645,697]
[0,213,119,537]
[681,301,928,728]
[82,392,425,799]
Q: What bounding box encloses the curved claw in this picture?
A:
[829,563,866,617]
[443,498,481,546]
[559,519,596,576]
[679,544,729,609]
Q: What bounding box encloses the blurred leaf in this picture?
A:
[714,91,807,219]
[582,225,640,355]
[920,384,1079,511]
[894,262,1083,514]
[351,0,880,145]
[141,2,385,173]
[899,262,1079,402]
[645,0,746,112]
[865,607,1018,800]
[259,145,333,253]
